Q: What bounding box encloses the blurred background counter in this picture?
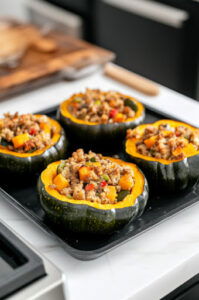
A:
[1,0,199,99]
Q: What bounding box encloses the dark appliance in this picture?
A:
[0,222,65,300]
[162,273,199,300]
[95,0,199,99]
[42,0,199,99]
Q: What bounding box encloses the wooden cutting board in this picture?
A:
[0,22,115,98]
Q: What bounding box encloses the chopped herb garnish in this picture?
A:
[150,149,156,155]
[117,190,130,202]
[73,97,82,103]
[94,100,101,105]
[27,147,37,153]
[102,174,110,182]
[57,161,65,174]
[0,138,11,147]
[90,157,96,162]
[124,98,138,112]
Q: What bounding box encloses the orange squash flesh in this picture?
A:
[12,133,30,148]
[0,115,62,158]
[38,156,148,234]
[79,166,91,182]
[126,120,199,165]
[105,186,117,202]
[53,174,69,191]
[119,174,134,190]
[144,136,157,149]
[41,157,145,210]
[60,93,144,126]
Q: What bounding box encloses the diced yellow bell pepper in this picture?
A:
[161,130,172,137]
[181,138,189,146]
[53,174,69,191]
[79,166,90,182]
[183,143,196,156]
[114,113,125,122]
[105,186,117,202]
[119,174,134,190]
[144,136,157,148]
[12,133,30,148]
[109,100,116,107]
[40,122,51,134]
[172,146,183,156]
[172,138,190,156]
[86,161,101,167]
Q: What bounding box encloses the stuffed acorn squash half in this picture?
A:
[0,112,68,176]
[57,88,145,146]
[125,120,199,192]
[38,149,148,234]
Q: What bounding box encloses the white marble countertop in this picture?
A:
[1,69,199,300]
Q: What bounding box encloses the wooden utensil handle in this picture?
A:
[104,63,159,96]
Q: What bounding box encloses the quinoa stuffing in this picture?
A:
[0,113,55,153]
[68,88,136,123]
[127,123,199,160]
[51,149,135,204]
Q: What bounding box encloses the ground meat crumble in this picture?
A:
[68,88,136,123]
[127,123,199,160]
[0,112,55,153]
[51,149,135,204]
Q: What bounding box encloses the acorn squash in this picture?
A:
[57,93,145,146]
[38,157,148,234]
[125,120,199,192]
[0,115,68,176]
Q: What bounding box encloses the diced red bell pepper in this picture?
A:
[100,181,107,188]
[29,128,37,135]
[71,102,80,109]
[175,132,181,137]
[85,183,95,191]
[109,109,118,118]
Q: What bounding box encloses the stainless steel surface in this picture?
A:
[61,64,103,80]
[0,221,66,300]
[27,0,83,38]
[103,0,189,28]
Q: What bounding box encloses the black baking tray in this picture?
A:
[0,107,199,261]
[0,222,46,299]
